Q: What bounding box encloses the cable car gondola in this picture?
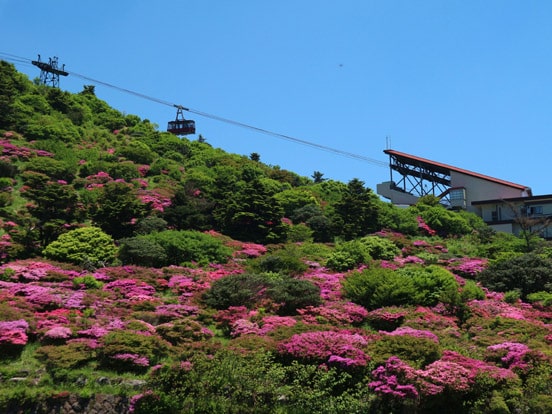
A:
[167,105,195,135]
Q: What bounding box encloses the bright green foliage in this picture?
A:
[42,226,117,266]
[119,230,232,267]
[274,188,319,218]
[378,202,419,234]
[116,140,155,164]
[287,222,314,242]
[359,235,401,260]
[326,239,372,271]
[24,157,75,182]
[477,253,552,299]
[368,335,442,368]
[415,204,474,236]
[342,267,415,310]
[397,265,461,307]
[344,265,460,310]
[460,279,485,301]
[526,291,552,307]
[71,275,104,290]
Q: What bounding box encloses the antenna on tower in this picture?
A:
[386,135,391,150]
[31,55,68,88]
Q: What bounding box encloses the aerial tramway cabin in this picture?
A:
[167,106,195,135]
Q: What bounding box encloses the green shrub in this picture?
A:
[397,265,461,307]
[287,223,314,242]
[504,289,521,304]
[249,244,308,276]
[156,319,213,345]
[42,227,117,266]
[268,277,321,315]
[145,350,288,414]
[477,253,552,299]
[359,235,401,260]
[35,342,94,378]
[118,237,167,267]
[98,330,170,372]
[72,275,104,290]
[326,240,372,271]
[460,279,486,301]
[119,230,232,267]
[203,273,320,314]
[526,291,552,307]
[342,267,415,310]
[368,335,442,368]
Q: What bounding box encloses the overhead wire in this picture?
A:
[0,52,388,167]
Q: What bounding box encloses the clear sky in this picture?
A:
[2,1,552,195]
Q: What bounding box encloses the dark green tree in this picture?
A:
[88,181,150,239]
[214,177,287,243]
[162,184,215,231]
[312,171,326,183]
[0,60,30,129]
[332,178,381,240]
[21,171,82,247]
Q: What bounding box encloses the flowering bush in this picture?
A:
[278,330,371,368]
[0,319,29,349]
[366,306,408,331]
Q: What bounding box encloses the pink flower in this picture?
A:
[43,326,72,340]
[0,319,29,346]
[111,353,149,367]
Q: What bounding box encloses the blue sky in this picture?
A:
[2,1,552,195]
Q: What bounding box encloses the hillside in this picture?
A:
[1,60,552,413]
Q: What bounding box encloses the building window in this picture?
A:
[529,206,543,215]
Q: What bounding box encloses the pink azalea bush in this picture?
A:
[0,319,29,347]
[383,326,439,343]
[278,330,371,368]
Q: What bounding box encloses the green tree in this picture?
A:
[162,185,215,231]
[332,178,381,240]
[88,181,150,239]
[0,60,30,129]
[21,171,82,246]
[311,171,326,183]
[214,177,287,243]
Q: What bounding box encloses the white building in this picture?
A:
[376,149,552,238]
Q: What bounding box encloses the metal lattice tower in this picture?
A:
[31,55,68,88]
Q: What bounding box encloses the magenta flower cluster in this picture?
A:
[278,330,371,367]
[0,319,29,346]
[111,353,150,367]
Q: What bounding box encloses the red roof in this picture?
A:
[384,149,531,194]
